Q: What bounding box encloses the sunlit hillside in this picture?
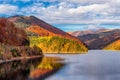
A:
[30,36,88,53]
[104,39,120,50]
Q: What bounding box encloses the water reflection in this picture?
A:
[29,57,64,80]
[0,57,64,80]
[46,50,120,80]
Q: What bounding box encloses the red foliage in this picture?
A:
[0,18,29,46]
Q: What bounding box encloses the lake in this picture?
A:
[46,50,120,80]
[0,50,120,80]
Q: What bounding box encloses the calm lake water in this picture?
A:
[46,50,120,80]
[0,50,120,80]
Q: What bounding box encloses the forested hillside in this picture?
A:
[0,18,43,60]
[30,36,88,53]
[0,18,29,46]
[8,15,88,53]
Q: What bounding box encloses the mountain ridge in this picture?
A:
[68,28,108,37]
[8,16,85,44]
[8,15,88,52]
[78,29,120,49]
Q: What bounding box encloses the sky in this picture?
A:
[0,0,120,31]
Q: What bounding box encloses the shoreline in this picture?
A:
[0,55,43,64]
[45,52,87,54]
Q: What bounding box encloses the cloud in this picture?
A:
[0,4,18,15]
[0,0,120,25]
[20,1,120,24]
[68,4,109,15]
[63,0,111,4]
[18,0,111,4]
[20,0,31,2]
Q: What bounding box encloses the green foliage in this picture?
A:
[30,36,88,53]
[10,48,20,57]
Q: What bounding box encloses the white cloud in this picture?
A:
[21,0,30,2]
[64,0,111,4]
[0,0,120,25]
[20,0,111,4]
[20,1,120,24]
[68,4,109,15]
[0,4,18,14]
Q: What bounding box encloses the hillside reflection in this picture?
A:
[0,57,64,80]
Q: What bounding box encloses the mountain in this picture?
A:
[68,28,107,37]
[104,38,120,50]
[78,29,120,49]
[8,15,88,53]
[8,16,83,43]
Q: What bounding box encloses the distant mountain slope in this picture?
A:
[69,28,107,37]
[8,15,88,50]
[104,38,120,50]
[78,29,120,49]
